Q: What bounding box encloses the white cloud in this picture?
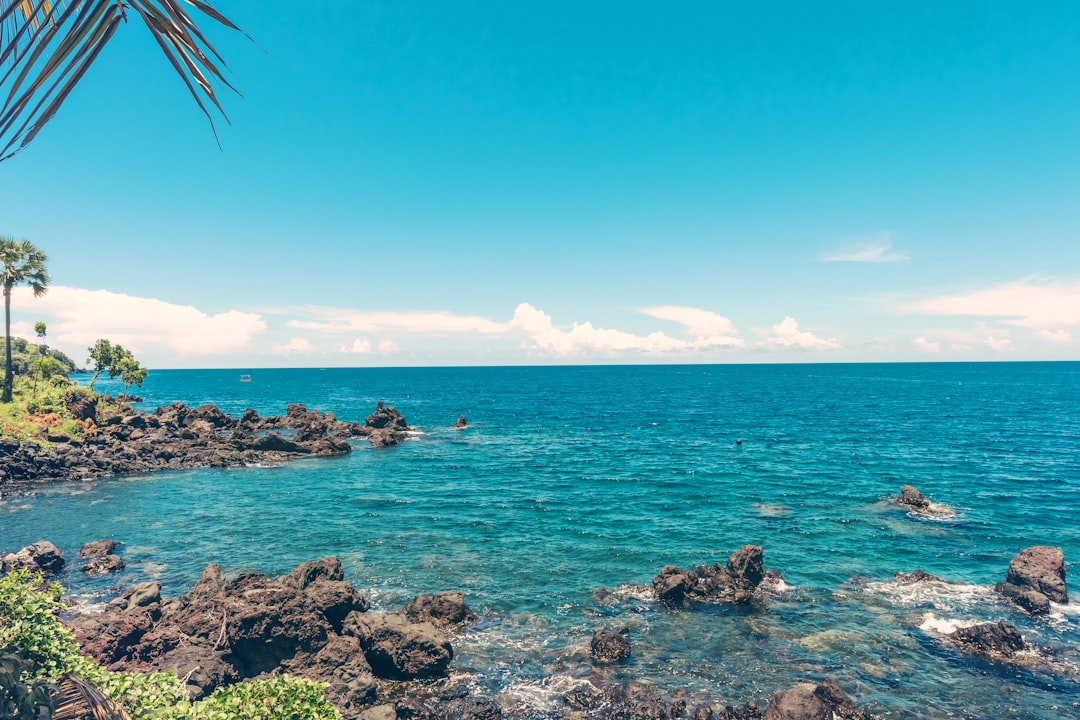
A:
[342,338,372,354]
[378,340,399,353]
[510,303,729,355]
[913,336,940,353]
[984,335,1013,352]
[288,307,508,335]
[822,233,909,263]
[640,305,737,337]
[906,278,1080,328]
[12,285,266,356]
[273,338,312,355]
[1037,329,1072,343]
[764,317,840,350]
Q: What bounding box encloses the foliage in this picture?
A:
[33,354,65,382]
[0,0,244,161]
[0,571,343,720]
[1,236,49,403]
[0,372,83,444]
[88,339,148,394]
[0,650,54,719]
[1,335,77,375]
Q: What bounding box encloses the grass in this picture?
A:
[0,373,106,447]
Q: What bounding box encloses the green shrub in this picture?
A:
[1,571,342,720]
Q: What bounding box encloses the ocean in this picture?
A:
[2,363,1079,718]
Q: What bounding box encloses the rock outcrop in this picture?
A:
[80,539,125,575]
[895,485,952,517]
[0,400,412,489]
[1,540,65,574]
[67,557,457,717]
[453,415,468,428]
[591,625,631,664]
[995,546,1068,615]
[949,621,1027,660]
[403,591,476,629]
[762,678,871,720]
[653,545,777,605]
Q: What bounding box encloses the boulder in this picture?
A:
[453,415,468,428]
[949,621,1026,660]
[283,633,377,714]
[763,678,870,720]
[894,569,945,584]
[82,554,125,575]
[995,547,1067,616]
[365,402,408,430]
[591,625,631,664]
[80,540,121,558]
[652,545,774,605]
[151,644,237,699]
[343,612,453,680]
[897,485,930,510]
[1,540,65,574]
[403,591,476,629]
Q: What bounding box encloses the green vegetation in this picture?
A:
[2,336,77,376]
[1,237,50,402]
[0,374,88,445]
[1,1,243,161]
[0,570,342,720]
[88,339,148,394]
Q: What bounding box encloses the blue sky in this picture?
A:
[3,1,1079,368]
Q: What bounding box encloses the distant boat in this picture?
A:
[239,374,252,383]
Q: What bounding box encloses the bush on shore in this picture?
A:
[0,570,342,720]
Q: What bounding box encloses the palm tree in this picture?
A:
[0,235,49,402]
[0,1,242,161]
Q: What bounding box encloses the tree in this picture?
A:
[34,319,45,355]
[0,236,48,402]
[87,338,146,394]
[0,1,243,161]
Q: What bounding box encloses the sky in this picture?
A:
[2,1,1079,369]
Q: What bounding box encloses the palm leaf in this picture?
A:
[0,0,242,161]
[52,675,132,720]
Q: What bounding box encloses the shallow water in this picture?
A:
[2,363,1079,718]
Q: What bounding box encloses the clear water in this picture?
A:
[3,363,1079,719]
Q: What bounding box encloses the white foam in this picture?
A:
[864,578,996,612]
[502,674,592,712]
[918,612,980,635]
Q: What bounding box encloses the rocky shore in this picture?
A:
[0,398,410,490]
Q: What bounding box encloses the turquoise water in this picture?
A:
[2,363,1079,718]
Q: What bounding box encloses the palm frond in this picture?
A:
[0,0,242,161]
[52,675,132,720]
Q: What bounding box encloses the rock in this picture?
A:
[188,563,228,600]
[950,621,1026,660]
[403,591,476,629]
[1,540,65,574]
[66,392,97,421]
[995,547,1067,616]
[366,402,408,430]
[606,682,673,720]
[80,540,121,558]
[82,554,125,575]
[443,697,502,720]
[151,644,237,699]
[453,415,468,428]
[591,625,631,663]
[894,569,945,584]
[343,611,453,680]
[361,705,399,720]
[763,678,870,720]
[897,485,930,510]
[652,545,773,605]
[284,633,377,714]
[716,702,762,720]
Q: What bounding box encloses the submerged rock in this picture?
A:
[591,625,631,664]
[995,546,1068,615]
[762,678,871,720]
[653,545,776,605]
[894,569,946,584]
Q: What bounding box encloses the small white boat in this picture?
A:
[239,374,251,383]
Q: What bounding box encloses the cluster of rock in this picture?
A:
[994,545,1068,615]
[0,540,65,574]
[79,539,125,575]
[564,677,870,720]
[652,545,779,605]
[0,398,411,488]
[67,557,473,718]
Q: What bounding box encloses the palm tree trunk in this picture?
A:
[2,280,12,402]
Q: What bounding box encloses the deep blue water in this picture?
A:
[2,363,1079,718]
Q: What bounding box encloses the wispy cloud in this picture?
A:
[905,277,1080,331]
[821,233,909,263]
[510,303,698,355]
[273,338,312,355]
[288,307,509,335]
[913,336,940,353]
[640,305,738,337]
[763,317,840,350]
[12,285,266,356]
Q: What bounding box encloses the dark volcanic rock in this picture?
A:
[453,415,468,428]
[762,678,870,720]
[995,546,1068,616]
[894,569,946,584]
[1,540,65,574]
[283,633,377,713]
[403,591,476,629]
[950,621,1026,660]
[82,554,125,575]
[80,540,121,557]
[897,485,930,510]
[343,611,453,680]
[653,545,774,605]
[591,625,631,664]
[152,644,237,699]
